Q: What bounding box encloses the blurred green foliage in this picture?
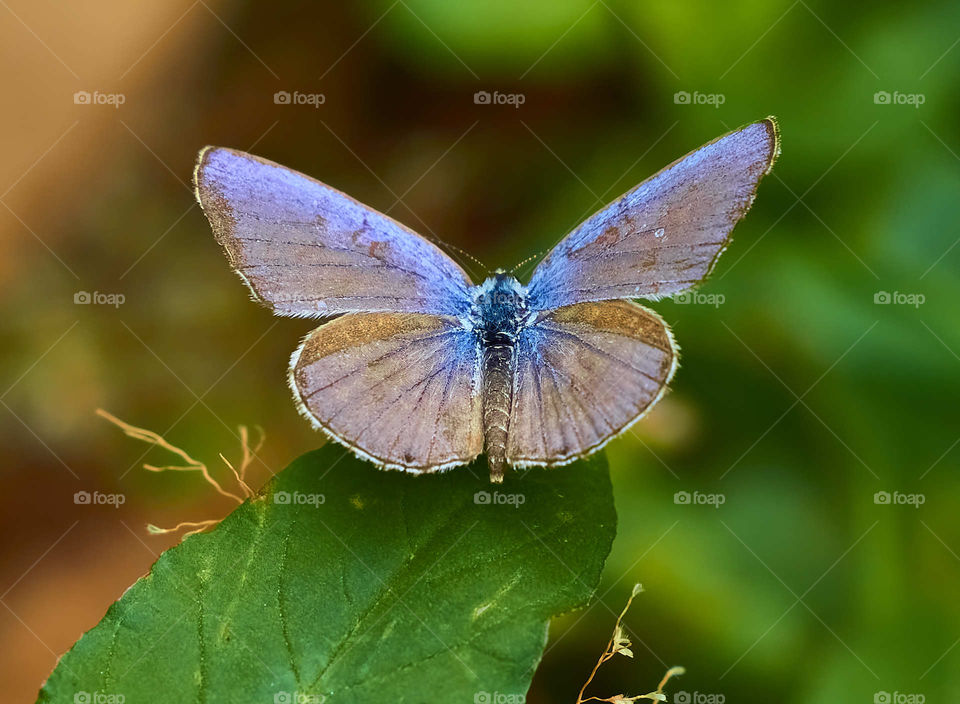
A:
[4,1,959,702]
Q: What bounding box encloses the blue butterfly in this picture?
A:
[195,118,779,482]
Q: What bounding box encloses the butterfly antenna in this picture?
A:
[431,238,490,279]
[453,244,491,277]
[511,250,546,277]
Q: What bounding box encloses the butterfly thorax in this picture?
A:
[470,272,528,342]
[469,273,528,482]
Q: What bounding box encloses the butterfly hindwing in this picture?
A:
[195,147,474,317]
[527,118,780,310]
[506,300,676,466]
[290,312,483,471]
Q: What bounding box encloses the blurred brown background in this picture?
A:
[2,0,960,702]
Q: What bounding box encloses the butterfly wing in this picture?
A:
[506,300,676,466]
[526,118,780,310]
[290,312,483,471]
[195,147,474,317]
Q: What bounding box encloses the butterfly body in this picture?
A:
[195,118,780,482]
[469,272,530,482]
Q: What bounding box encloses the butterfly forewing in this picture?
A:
[195,147,474,317]
[526,118,780,310]
[506,300,676,466]
[290,312,483,471]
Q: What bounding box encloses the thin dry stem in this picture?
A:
[227,423,263,493]
[97,408,246,503]
[97,409,205,469]
[576,584,684,704]
[219,453,254,498]
[148,519,220,538]
[97,408,264,536]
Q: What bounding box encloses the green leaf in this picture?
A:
[39,446,615,703]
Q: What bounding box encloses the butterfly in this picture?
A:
[195,118,779,483]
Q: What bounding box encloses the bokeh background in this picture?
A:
[2,1,959,701]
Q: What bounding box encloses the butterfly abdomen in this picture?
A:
[481,335,515,483]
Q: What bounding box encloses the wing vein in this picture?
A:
[304,329,457,399]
